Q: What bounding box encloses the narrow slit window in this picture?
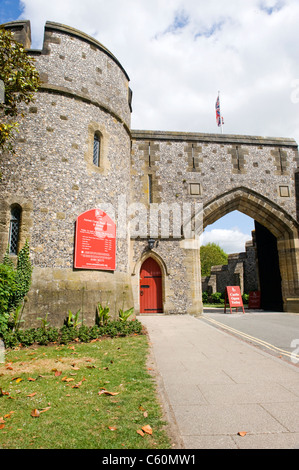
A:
[9,206,21,255]
[148,174,153,204]
[93,133,100,167]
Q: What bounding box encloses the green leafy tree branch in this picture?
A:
[0,27,40,153]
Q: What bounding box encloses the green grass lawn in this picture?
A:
[0,335,171,449]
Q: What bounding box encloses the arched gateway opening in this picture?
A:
[140,257,163,313]
[202,187,299,312]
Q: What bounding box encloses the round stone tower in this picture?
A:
[0,21,134,326]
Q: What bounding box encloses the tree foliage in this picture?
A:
[0,27,40,152]
[200,242,228,276]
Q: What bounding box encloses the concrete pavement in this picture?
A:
[139,314,299,449]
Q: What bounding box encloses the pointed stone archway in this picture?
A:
[202,187,299,312]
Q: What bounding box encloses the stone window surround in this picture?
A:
[9,204,22,255]
[0,197,33,261]
[85,121,110,175]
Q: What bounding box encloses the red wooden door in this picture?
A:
[140,258,163,313]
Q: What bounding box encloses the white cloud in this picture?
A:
[201,228,252,254]
[14,0,298,143]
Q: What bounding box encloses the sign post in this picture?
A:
[74,209,116,271]
[224,286,245,314]
[248,291,261,309]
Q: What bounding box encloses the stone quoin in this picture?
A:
[1,20,299,326]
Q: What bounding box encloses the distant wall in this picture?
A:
[202,232,259,295]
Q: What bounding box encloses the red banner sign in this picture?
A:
[248,291,261,309]
[224,286,245,314]
[74,209,116,270]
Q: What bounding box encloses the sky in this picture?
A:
[1,0,298,253]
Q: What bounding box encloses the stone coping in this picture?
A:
[131,129,298,147]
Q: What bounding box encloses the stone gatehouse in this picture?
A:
[1,20,299,326]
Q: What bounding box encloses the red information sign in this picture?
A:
[74,209,116,270]
[248,291,261,309]
[224,286,245,314]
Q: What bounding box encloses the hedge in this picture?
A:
[1,319,143,349]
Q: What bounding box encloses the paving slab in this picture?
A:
[139,314,299,449]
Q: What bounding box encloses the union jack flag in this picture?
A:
[215,94,224,127]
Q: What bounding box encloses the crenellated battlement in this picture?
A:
[2,20,132,128]
[1,20,32,49]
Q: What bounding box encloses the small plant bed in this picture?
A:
[1,319,144,349]
[0,335,171,449]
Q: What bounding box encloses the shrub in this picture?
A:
[2,318,144,349]
[211,292,224,304]
[0,241,32,334]
[59,325,79,344]
[202,291,209,303]
[0,264,16,334]
[13,240,32,308]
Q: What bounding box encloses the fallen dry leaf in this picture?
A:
[31,407,50,418]
[142,425,153,435]
[72,381,83,388]
[137,429,144,437]
[12,377,22,383]
[0,418,5,424]
[31,409,40,418]
[143,411,148,418]
[238,431,247,437]
[98,389,119,396]
[55,371,62,377]
[0,424,5,430]
[27,392,37,398]
[0,388,9,396]
[28,377,36,382]
[108,426,117,431]
[39,407,51,414]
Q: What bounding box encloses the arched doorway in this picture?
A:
[201,187,299,312]
[140,257,163,313]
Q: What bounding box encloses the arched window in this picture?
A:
[9,205,21,255]
[93,132,101,167]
